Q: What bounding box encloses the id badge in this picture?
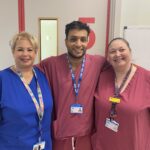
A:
[33,141,45,150]
[105,118,119,132]
[70,104,83,114]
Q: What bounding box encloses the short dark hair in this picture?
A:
[65,21,90,39]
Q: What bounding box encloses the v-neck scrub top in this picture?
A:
[0,67,53,150]
[93,66,150,150]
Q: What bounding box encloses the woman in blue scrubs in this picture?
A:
[0,32,53,150]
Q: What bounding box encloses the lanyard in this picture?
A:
[15,68,44,142]
[67,55,85,100]
[109,64,132,119]
[114,64,132,97]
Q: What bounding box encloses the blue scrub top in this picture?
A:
[0,67,53,150]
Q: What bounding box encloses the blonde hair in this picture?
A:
[10,32,39,52]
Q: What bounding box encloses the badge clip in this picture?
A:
[109,97,120,103]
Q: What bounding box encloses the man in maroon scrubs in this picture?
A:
[38,21,105,150]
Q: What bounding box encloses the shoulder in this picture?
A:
[0,68,12,78]
[33,67,50,84]
[37,53,66,69]
[86,54,105,60]
[41,53,66,64]
[0,68,14,90]
[36,54,65,73]
[34,67,46,78]
[136,65,149,76]
[86,54,106,64]
[135,65,150,82]
[86,54,107,72]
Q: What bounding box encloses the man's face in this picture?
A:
[65,29,89,59]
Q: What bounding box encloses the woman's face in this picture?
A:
[107,39,132,70]
[12,39,37,70]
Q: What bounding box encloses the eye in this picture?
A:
[16,48,24,51]
[109,49,116,54]
[27,48,34,52]
[69,37,77,42]
[119,48,125,52]
[68,37,88,43]
[80,37,88,42]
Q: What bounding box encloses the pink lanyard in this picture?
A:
[17,69,44,121]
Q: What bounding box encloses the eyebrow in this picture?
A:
[16,46,33,48]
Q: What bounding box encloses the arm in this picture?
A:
[35,59,48,74]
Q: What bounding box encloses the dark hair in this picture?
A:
[108,37,131,51]
[65,21,90,39]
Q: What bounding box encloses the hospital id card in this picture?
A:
[105,118,119,132]
[33,141,45,150]
[70,103,83,114]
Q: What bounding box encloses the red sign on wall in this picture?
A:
[79,17,95,50]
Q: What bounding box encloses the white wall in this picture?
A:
[0,0,108,70]
[0,0,18,69]
[3,0,150,70]
[25,0,108,56]
[113,0,150,37]
[123,27,150,69]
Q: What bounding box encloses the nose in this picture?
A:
[22,49,29,55]
[115,50,121,56]
[75,39,82,46]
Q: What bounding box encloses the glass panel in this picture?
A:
[39,18,58,60]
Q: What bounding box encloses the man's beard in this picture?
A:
[68,48,86,59]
